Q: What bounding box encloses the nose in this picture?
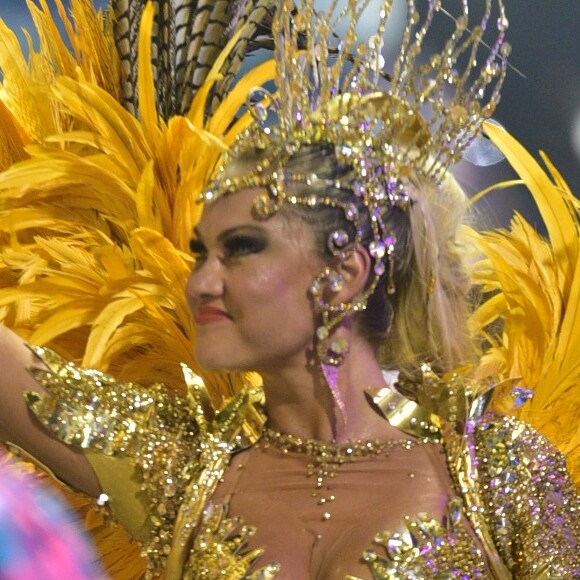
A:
[186,257,224,308]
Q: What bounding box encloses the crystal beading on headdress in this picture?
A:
[202,0,510,365]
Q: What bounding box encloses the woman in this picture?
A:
[0,0,579,578]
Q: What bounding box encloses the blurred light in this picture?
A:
[571,107,580,163]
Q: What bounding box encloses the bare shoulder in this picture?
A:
[0,324,101,497]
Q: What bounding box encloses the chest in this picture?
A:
[211,442,459,579]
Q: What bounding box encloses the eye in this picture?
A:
[223,235,266,259]
[189,239,208,262]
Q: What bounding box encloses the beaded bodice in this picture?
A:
[22,348,580,578]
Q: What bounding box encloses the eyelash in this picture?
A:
[223,235,266,258]
[189,239,207,261]
[189,236,266,262]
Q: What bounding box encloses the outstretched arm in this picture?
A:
[0,325,101,497]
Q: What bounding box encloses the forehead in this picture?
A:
[196,187,320,255]
[197,188,261,235]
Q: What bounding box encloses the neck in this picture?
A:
[260,336,396,443]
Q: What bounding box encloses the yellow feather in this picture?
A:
[137,2,163,148]
[472,125,580,485]
[0,99,29,170]
[51,78,151,173]
[483,122,579,281]
[0,21,55,143]
[135,161,165,232]
[0,154,137,230]
[83,295,152,368]
[27,0,76,78]
[208,59,277,138]
[129,228,192,287]
[28,300,105,346]
[56,0,121,97]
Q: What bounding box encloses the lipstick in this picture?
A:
[194,305,231,325]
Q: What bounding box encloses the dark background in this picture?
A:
[2,1,579,230]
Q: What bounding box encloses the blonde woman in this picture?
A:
[0,0,578,577]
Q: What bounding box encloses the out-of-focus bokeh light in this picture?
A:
[571,108,580,165]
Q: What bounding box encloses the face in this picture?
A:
[186,188,325,374]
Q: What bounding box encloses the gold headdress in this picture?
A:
[204,0,510,366]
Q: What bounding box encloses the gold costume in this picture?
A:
[22,346,580,578]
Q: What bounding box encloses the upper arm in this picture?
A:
[0,324,101,497]
[474,414,580,576]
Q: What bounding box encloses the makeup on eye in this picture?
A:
[222,233,267,258]
[189,238,208,262]
[190,225,268,263]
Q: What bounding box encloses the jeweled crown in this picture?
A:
[205,0,509,225]
[207,0,510,189]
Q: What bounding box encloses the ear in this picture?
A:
[328,244,371,305]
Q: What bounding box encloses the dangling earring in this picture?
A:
[309,265,352,426]
[309,266,351,366]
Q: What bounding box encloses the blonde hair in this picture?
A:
[382,171,474,374]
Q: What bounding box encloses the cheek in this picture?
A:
[244,263,312,307]
[184,273,195,311]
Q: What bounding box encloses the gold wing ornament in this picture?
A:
[469,121,580,487]
[20,346,268,578]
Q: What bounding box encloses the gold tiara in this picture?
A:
[206,0,510,190]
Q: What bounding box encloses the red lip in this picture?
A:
[194,305,231,325]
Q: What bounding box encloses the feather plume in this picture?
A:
[112,0,275,120]
[0,1,274,574]
[0,0,274,396]
[470,122,580,485]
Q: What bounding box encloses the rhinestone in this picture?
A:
[387,535,406,559]
[329,337,348,355]
[328,271,344,291]
[97,493,109,506]
[309,279,321,296]
[448,497,463,525]
[254,101,269,122]
[369,240,386,259]
[253,193,278,218]
[345,204,359,221]
[316,326,329,340]
[329,229,350,249]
